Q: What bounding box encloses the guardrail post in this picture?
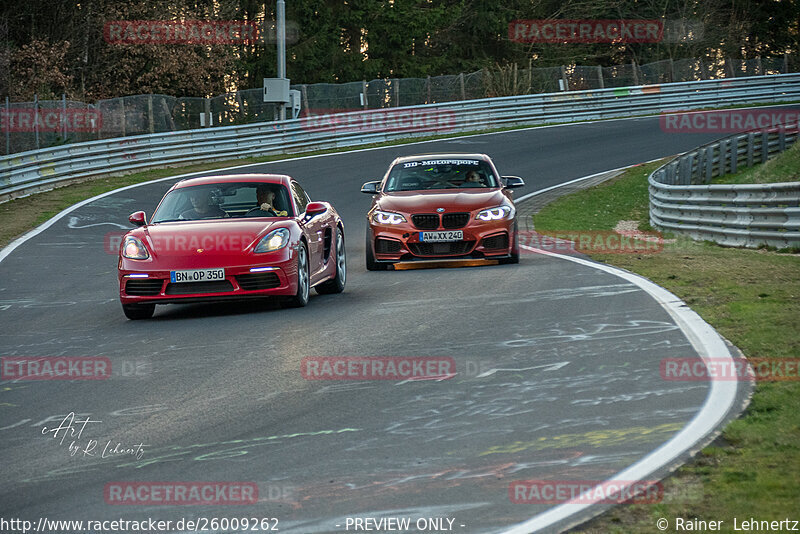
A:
[667,162,676,184]
[698,148,707,184]
[362,80,368,109]
[203,98,211,128]
[147,95,155,134]
[161,98,175,131]
[560,66,569,91]
[459,72,466,100]
[720,139,728,175]
[426,76,431,103]
[688,153,698,184]
[756,56,763,76]
[301,84,309,111]
[4,96,9,155]
[597,65,604,88]
[119,98,126,136]
[61,93,67,141]
[761,131,769,163]
[730,136,739,173]
[527,58,533,93]
[393,79,400,106]
[33,94,40,150]
[726,57,736,78]
[746,132,755,167]
[632,61,639,85]
[705,146,714,182]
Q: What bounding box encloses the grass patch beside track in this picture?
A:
[534,163,800,533]
[711,138,800,184]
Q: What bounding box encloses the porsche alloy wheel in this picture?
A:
[316,227,346,294]
[283,242,310,308]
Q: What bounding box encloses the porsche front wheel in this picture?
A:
[316,227,346,294]
[282,242,310,307]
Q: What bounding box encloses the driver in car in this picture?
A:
[180,189,228,219]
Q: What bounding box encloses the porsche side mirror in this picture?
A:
[361,181,381,194]
[305,202,328,218]
[502,176,525,189]
[128,211,147,227]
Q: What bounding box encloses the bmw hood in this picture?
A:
[376,189,509,214]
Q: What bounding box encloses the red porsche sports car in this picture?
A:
[362,154,524,270]
[118,174,346,319]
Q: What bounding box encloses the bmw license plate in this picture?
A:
[170,268,225,283]
[420,231,463,242]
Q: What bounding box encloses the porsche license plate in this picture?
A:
[170,268,225,283]
[420,231,463,242]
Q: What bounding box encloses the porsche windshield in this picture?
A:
[384,159,499,192]
[151,183,294,222]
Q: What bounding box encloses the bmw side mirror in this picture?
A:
[361,181,381,194]
[502,176,525,189]
[128,211,147,227]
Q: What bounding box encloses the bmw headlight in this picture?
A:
[372,210,407,225]
[476,205,514,221]
[255,228,290,253]
[122,236,150,260]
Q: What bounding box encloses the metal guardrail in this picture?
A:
[649,127,800,248]
[2,73,800,202]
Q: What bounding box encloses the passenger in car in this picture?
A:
[246,184,288,217]
[462,170,486,187]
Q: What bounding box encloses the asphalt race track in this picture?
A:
[0,116,752,533]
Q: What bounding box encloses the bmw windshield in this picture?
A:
[384,159,500,192]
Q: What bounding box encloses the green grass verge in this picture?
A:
[533,162,800,533]
[712,138,800,184]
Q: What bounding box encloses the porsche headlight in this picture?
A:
[476,205,513,221]
[122,236,150,260]
[372,210,407,225]
[255,228,290,253]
